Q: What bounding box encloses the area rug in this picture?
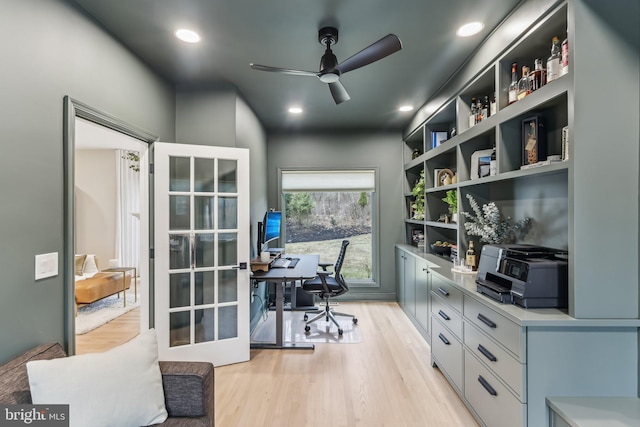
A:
[75,290,140,335]
[251,308,360,344]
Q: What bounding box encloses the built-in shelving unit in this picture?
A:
[398,1,640,426]
[403,2,570,261]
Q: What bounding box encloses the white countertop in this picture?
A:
[396,244,640,328]
[546,397,640,427]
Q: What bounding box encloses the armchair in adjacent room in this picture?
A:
[302,240,358,336]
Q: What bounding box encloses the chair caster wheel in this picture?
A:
[303,314,308,321]
[338,328,343,336]
[353,318,358,324]
[305,325,310,332]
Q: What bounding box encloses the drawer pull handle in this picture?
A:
[478,344,497,362]
[438,310,450,321]
[477,313,497,329]
[438,333,450,345]
[438,287,449,297]
[478,375,498,396]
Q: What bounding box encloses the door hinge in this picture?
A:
[149,163,154,174]
[149,248,154,259]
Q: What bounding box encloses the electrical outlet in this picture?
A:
[251,292,255,304]
[35,252,58,280]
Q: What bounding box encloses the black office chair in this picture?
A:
[302,240,358,336]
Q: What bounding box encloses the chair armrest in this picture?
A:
[159,361,214,422]
[318,262,334,271]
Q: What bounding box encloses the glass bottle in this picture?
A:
[547,36,561,83]
[476,98,483,123]
[469,98,477,128]
[529,58,546,92]
[561,31,569,76]
[490,92,497,116]
[482,96,489,119]
[490,145,497,176]
[508,63,518,105]
[517,66,531,100]
[466,241,477,271]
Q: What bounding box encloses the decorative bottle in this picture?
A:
[466,241,477,271]
[546,36,561,83]
[529,58,546,92]
[469,98,477,127]
[517,66,531,101]
[561,31,569,76]
[476,98,484,123]
[490,145,497,176]
[508,63,518,105]
[490,92,497,116]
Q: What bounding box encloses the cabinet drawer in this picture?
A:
[464,351,525,427]
[431,293,462,339]
[464,296,522,359]
[431,317,463,393]
[464,321,525,401]
[431,275,463,313]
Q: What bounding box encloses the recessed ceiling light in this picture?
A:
[399,105,414,112]
[288,107,303,114]
[175,29,201,43]
[456,22,484,37]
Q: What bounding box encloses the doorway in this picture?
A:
[63,97,158,355]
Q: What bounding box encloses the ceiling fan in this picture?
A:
[250,27,402,105]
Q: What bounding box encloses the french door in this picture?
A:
[153,142,250,366]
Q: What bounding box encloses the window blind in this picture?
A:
[281,170,375,192]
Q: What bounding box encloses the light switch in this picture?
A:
[35,252,58,280]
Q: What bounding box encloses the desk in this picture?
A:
[102,267,136,307]
[250,254,319,350]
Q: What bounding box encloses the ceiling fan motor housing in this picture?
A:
[318,26,339,46]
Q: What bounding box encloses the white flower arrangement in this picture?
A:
[461,194,531,244]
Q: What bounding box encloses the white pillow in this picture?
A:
[27,329,168,427]
[82,254,99,278]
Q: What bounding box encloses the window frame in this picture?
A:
[277,167,380,288]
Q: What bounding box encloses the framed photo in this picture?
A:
[470,149,493,180]
[431,131,448,148]
[522,116,546,166]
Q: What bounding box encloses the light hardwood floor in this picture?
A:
[76,302,478,426]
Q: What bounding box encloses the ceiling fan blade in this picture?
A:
[250,63,318,77]
[336,34,402,74]
[328,81,351,104]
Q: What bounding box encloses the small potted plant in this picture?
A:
[442,190,458,222]
[411,170,425,220]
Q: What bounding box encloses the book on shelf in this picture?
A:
[519,157,562,170]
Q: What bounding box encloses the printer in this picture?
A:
[475,244,568,309]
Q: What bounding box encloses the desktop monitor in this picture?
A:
[263,211,281,245]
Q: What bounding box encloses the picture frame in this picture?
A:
[431,131,448,149]
[521,116,546,166]
[470,149,493,180]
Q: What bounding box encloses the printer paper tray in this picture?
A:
[476,278,513,304]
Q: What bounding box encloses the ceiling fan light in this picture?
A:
[456,22,484,37]
[175,29,201,43]
[319,72,340,83]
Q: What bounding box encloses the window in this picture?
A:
[281,170,376,282]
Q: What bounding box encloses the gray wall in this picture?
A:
[267,132,405,300]
[0,0,175,363]
[175,87,268,330]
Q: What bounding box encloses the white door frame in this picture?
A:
[63,96,158,354]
